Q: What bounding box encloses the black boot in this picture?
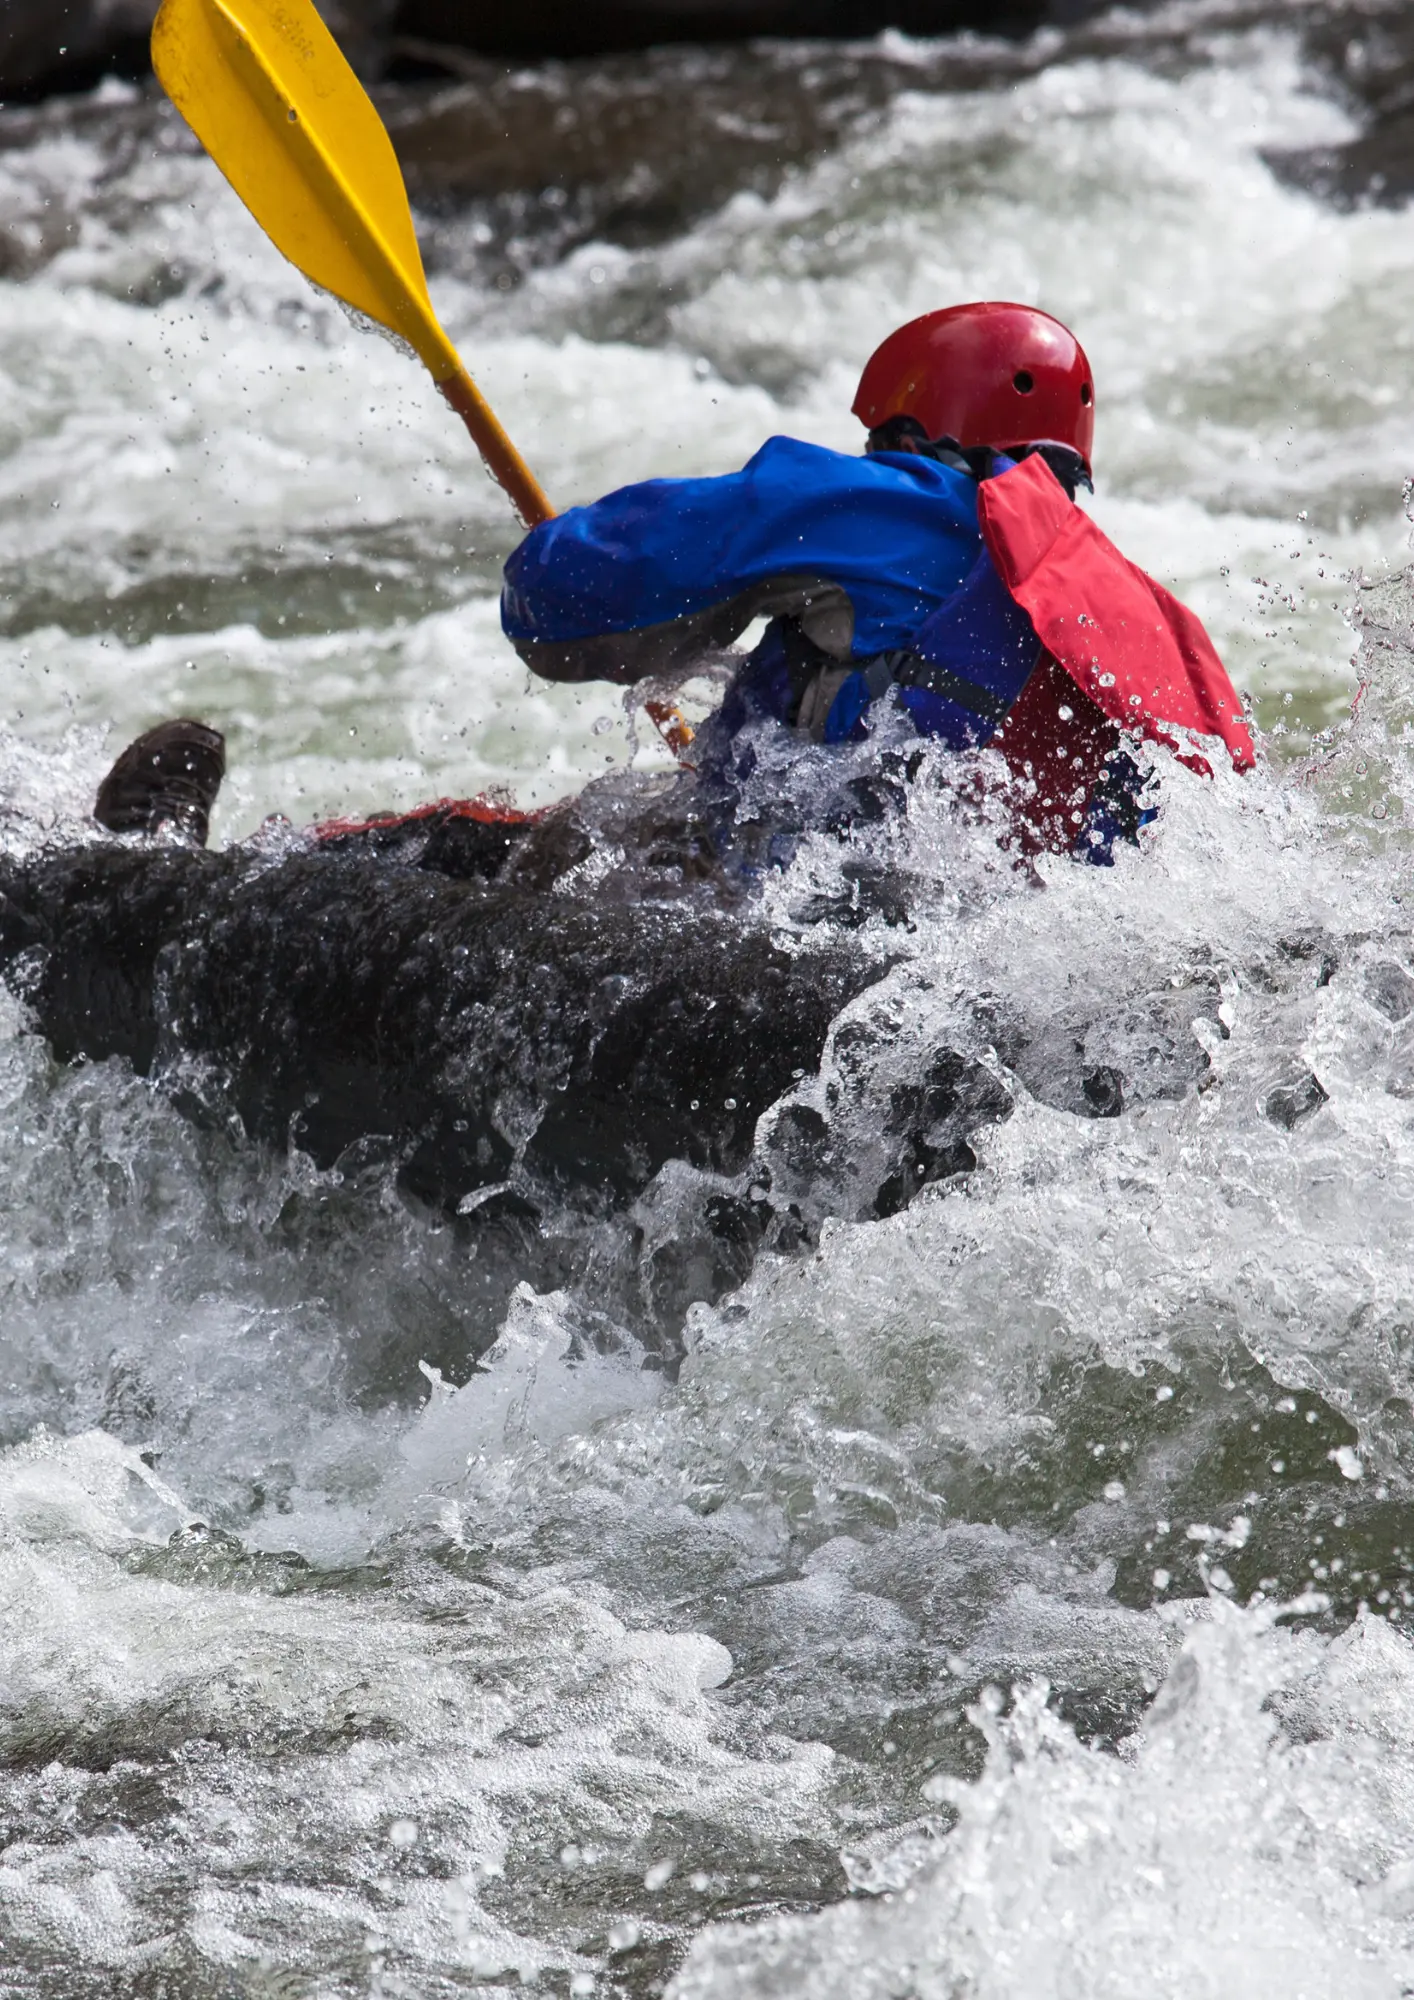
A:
[94,719,226,848]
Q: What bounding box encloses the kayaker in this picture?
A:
[91,304,1252,874]
[501,300,1254,861]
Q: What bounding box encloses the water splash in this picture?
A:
[671,1600,1414,2000]
[3,10,1414,1994]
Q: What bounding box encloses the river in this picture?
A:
[3,3,1414,1994]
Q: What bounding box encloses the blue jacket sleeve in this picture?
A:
[500,436,986,684]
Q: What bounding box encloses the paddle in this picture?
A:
[150,0,554,527]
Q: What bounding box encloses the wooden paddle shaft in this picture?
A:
[439,369,554,528]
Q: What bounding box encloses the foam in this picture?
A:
[0,1428,825,1987]
[671,1602,1414,1999]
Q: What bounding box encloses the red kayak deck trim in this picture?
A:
[313,795,544,842]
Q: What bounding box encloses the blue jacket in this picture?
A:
[501,436,1041,749]
[504,436,980,657]
[500,435,1147,860]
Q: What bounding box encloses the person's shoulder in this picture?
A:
[862,448,977,500]
[743,434,973,498]
[744,434,853,470]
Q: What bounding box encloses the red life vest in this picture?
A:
[991,651,1125,856]
[978,454,1255,774]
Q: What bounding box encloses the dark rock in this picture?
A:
[385,0,1408,250]
[375,4,1398,293]
[1267,108,1414,210]
[1267,0,1414,208]
[0,1,155,102]
[0,0,1237,106]
[375,38,1021,282]
[14,0,1413,258]
[392,0,1052,64]
[380,40,990,301]
[1303,0,1414,126]
[0,829,892,1359]
[0,0,1060,102]
[1,0,394,102]
[317,0,400,76]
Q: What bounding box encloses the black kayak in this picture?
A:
[0,729,1226,1362]
[0,835,883,1218]
[0,724,1046,1357]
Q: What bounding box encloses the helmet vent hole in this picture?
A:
[1080,381,1093,406]
[1013,370,1035,394]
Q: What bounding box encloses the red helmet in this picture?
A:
[852,301,1095,474]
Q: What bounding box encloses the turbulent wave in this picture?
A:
[3,7,1414,1996]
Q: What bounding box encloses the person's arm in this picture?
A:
[500,438,984,686]
[504,569,854,686]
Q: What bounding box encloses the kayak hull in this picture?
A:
[0,839,879,1217]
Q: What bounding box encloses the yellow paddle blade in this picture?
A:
[153,0,450,373]
[151,0,554,524]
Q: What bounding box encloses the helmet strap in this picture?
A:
[1006,441,1094,497]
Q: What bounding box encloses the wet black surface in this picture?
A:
[0,833,877,1209]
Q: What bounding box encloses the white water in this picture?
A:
[4,9,1414,1996]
